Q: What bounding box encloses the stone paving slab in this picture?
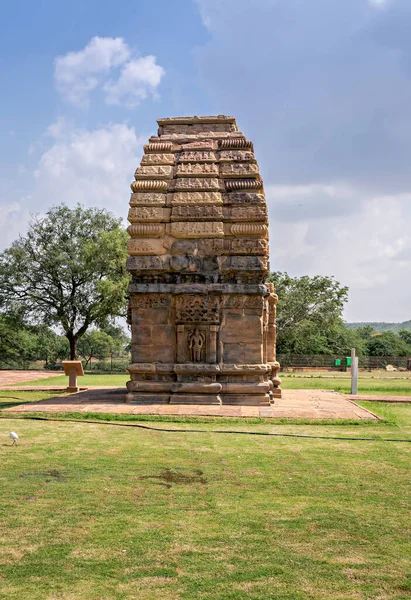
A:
[3,388,378,420]
[347,394,411,403]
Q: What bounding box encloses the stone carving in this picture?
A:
[181,141,216,150]
[179,151,217,162]
[219,138,254,150]
[126,115,281,404]
[171,205,223,221]
[225,192,265,205]
[130,193,166,206]
[220,163,260,177]
[189,329,206,362]
[131,180,168,192]
[160,123,237,136]
[197,239,225,255]
[130,294,170,309]
[176,295,220,323]
[128,207,170,222]
[127,224,164,237]
[222,256,268,271]
[225,179,263,191]
[144,142,173,153]
[127,256,165,271]
[231,223,268,236]
[170,221,224,238]
[229,238,268,255]
[230,206,268,221]
[176,163,219,177]
[173,178,220,191]
[134,165,173,179]
[219,150,256,162]
[127,239,167,256]
[141,154,175,166]
[223,295,263,309]
[171,191,223,205]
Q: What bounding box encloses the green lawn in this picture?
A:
[13,372,411,397]
[282,375,411,396]
[1,404,411,599]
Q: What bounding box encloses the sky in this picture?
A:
[0,0,410,323]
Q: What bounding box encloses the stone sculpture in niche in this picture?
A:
[189,329,205,362]
[125,115,281,405]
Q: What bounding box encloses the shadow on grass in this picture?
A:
[0,410,387,427]
[0,400,32,410]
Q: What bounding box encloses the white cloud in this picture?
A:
[54,36,130,108]
[54,36,165,109]
[34,121,144,209]
[104,56,165,107]
[0,201,28,250]
[266,183,411,321]
[368,0,392,6]
[0,121,145,251]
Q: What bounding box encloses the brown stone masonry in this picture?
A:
[126,115,281,405]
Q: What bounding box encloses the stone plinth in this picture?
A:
[62,360,84,393]
[126,115,281,405]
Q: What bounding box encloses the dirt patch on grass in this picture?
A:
[139,468,207,488]
[19,469,68,482]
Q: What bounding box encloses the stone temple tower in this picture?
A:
[126,115,281,405]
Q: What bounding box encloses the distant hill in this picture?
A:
[346,320,411,333]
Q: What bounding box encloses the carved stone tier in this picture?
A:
[125,115,281,405]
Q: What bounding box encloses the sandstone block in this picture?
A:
[134,165,173,179]
[220,163,260,178]
[171,205,223,221]
[141,154,175,166]
[219,150,256,163]
[170,221,224,238]
[127,224,165,238]
[176,163,219,177]
[128,207,171,223]
[179,151,217,162]
[130,193,167,206]
[131,180,168,193]
[127,238,167,256]
[173,178,220,191]
[170,191,223,205]
[225,192,265,205]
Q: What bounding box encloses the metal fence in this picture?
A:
[277,354,410,370]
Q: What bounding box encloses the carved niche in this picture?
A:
[175,295,220,364]
[175,295,220,324]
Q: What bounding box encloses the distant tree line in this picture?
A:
[0,315,130,370]
[269,272,411,358]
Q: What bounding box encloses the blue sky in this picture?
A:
[1,0,410,322]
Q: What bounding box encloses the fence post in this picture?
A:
[351,348,358,395]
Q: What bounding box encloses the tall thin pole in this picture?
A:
[351,347,358,395]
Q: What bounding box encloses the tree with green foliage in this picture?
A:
[356,325,376,340]
[0,315,38,368]
[267,272,349,354]
[77,330,113,368]
[366,332,410,357]
[0,204,129,360]
[398,330,411,348]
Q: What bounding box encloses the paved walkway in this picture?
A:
[3,388,377,420]
[0,370,62,385]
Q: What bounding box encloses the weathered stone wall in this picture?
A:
[126,115,281,405]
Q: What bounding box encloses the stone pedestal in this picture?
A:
[62,360,84,393]
[125,115,281,405]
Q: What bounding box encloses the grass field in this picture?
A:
[1,402,411,600]
[12,372,411,396]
